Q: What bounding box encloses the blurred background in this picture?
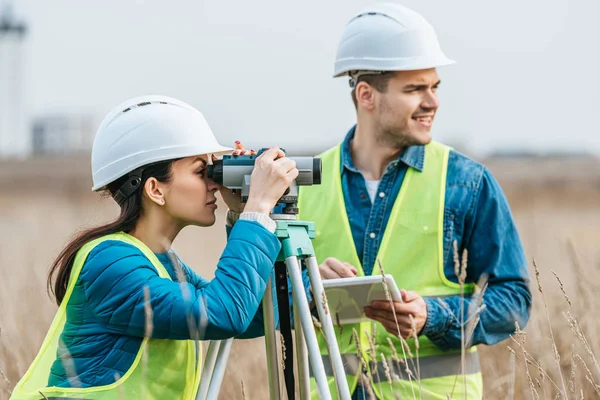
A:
[1,0,599,399]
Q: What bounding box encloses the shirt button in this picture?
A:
[369,232,376,239]
[379,192,385,198]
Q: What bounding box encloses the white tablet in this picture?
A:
[321,274,403,325]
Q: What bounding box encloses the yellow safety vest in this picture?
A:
[11,233,201,400]
[298,141,483,399]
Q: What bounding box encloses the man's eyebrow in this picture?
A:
[403,80,442,90]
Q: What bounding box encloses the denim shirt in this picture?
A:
[340,126,532,353]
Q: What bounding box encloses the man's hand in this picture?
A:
[364,290,427,339]
[319,257,357,279]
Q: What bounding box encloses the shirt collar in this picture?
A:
[340,125,425,174]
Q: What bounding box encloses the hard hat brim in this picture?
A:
[91,143,233,192]
[333,56,456,78]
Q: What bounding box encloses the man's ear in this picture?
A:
[144,177,166,206]
[355,82,375,111]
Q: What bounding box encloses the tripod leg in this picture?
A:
[263,274,282,400]
[206,338,233,400]
[293,293,311,400]
[196,340,222,400]
[305,256,352,400]
[286,255,332,400]
[276,261,296,400]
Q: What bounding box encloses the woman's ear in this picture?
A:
[144,177,166,206]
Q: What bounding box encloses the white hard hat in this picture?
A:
[333,3,455,81]
[91,95,232,191]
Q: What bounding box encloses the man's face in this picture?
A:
[372,68,441,149]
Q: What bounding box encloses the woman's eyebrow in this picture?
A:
[193,157,207,167]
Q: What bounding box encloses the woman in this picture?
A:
[11,95,298,400]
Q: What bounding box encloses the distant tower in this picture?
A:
[0,2,29,158]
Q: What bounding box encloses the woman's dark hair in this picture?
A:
[47,159,178,305]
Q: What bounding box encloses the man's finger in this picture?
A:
[364,308,412,328]
[402,290,420,302]
[319,266,342,280]
[343,262,358,275]
[379,320,413,339]
[326,258,355,278]
[370,301,419,315]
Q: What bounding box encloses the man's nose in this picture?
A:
[422,90,439,110]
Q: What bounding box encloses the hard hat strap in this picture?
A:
[113,167,144,206]
[348,70,388,88]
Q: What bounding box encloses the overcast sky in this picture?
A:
[5,0,600,156]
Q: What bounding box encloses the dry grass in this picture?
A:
[1,155,600,399]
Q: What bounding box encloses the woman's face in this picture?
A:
[161,155,221,227]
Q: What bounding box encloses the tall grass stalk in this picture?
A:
[575,355,600,396]
[507,336,562,393]
[514,323,539,400]
[387,337,410,399]
[114,373,125,400]
[0,362,11,396]
[365,329,382,391]
[563,311,600,379]
[352,328,371,400]
[58,337,81,389]
[533,258,568,398]
[377,259,418,399]
[381,353,394,397]
[450,241,469,400]
[508,346,516,399]
[143,285,153,400]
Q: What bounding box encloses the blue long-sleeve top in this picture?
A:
[49,219,280,388]
[339,126,532,351]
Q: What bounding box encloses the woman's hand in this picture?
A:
[216,141,255,213]
[244,147,298,215]
[219,187,244,213]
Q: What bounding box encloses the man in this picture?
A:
[298,3,532,399]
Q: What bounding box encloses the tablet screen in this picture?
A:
[322,274,402,325]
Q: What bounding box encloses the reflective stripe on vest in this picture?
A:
[10,233,202,400]
[298,141,483,399]
[310,351,481,381]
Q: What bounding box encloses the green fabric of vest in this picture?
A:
[11,233,201,400]
[298,141,483,399]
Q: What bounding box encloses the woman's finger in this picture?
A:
[257,147,282,162]
[275,158,297,174]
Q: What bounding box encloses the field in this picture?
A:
[1,155,599,399]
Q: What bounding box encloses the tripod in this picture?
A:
[196,204,351,400]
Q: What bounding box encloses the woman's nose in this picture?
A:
[205,176,221,191]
